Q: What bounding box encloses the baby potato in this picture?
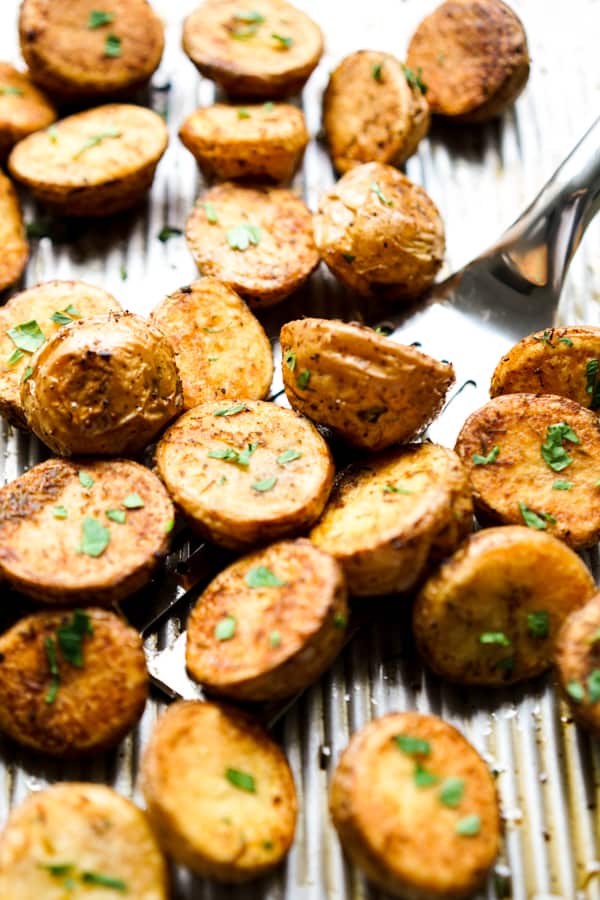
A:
[454,393,600,550]
[182,0,323,99]
[141,700,297,882]
[186,538,348,701]
[313,162,445,300]
[155,400,334,550]
[281,317,454,451]
[406,0,530,122]
[9,103,168,217]
[0,63,56,159]
[179,102,309,183]
[19,0,164,101]
[555,593,600,734]
[150,277,273,410]
[0,608,147,756]
[324,50,430,174]
[185,181,319,307]
[0,782,169,899]
[0,457,174,605]
[0,171,27,292]
[414,526,594,686]
[330,711,501,899]
[310,442,473,597]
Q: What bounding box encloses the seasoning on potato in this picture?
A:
[0,170,27,292]
[309,442,472,596]
[141,700,297,882]
[329,712,501,899]
[9,103,168,216]
[155,400,334,550]
[313,162,445,300]
[555,593,600,734]
[0,457,174,605]
[182,0,323,98]
[454,393,600,549]
[0,62,56,159]
[186,181,319,307]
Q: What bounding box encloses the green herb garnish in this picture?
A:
[0,85,24,96]
[104,33,122,57]
[263,101,274,112]
[567,680,585,702]
[202,201,218,224]
[203,321,232,334]
[225,767,255,792]
[208,446,240,462]
[165,517,174,533]
[6,348,24,365]
[7,320,45,353]
[383,484,412,494]
[214,402,247,417]
[252,476,277,492]
[395,735,430,756]
[438,777,465,807]
[50,305,80,325]
[88,9,115,28]
[215,616,236,641]
[106,509,126,524]
[479,632,511,646]
[234,10,265,23]
[246,566,286,588]
[472,445,499,465]
[23,366,33,381]
[237,442,258,466]
[588,670,600,703]
[586,359,600,409]
[414,762,439,788]
[552,480,573,490]
[78,470,94,489]
[158,226,183,242]
[370,181,393,206]
[342,253,355,263]
[455,814,481,836]
[269,630,281,647]
[277,448,301,465]
[44,637,60,704]
[226,223,261,250]
[333,613,347,628]
[119,265,127,280]
[519,502,555,530]
[81,872,127,891]
[401,64,427,94]
[541,421,580,472]
[559,337,574,347]
[372,61,383,82]
[123,492,144,509]
[284,348,296,371]
[296,369,311,389]
[237,107,251,119]
[52,506,68,519]
[527,611,549,638]
[79,517,110,557]
[47,125,58,143]
[272,33,293,48]
[74,128,121,158]
[57,610,93,667]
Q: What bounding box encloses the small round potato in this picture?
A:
[21,311,182,457]
[323,50,430,174]
[555,593,600,734]
[309,442,473,597]
[0,457,174,605]
[155,400,334,550]
[414,526,594,686]
[9,103,168,217]
[313,162,445,300]
[406,0,530,122]
[182,0,323,99]
[186,181,319,307]
[0,171,27,292]
[186,538,348,701]
[0,608,148,756]
[0,63,56,159]
[454,393,600,550]
[281,318,454,450]
[179,102,309,183]
[19,0,164,101]
[141,700,297,882]
[150,277,273,409]
[0,279,121,429]
[0,782,169,899]
[330,712,501,899]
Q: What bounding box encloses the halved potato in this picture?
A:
[0,171,27,291]
[555,593,600,735]
[141,700,297,882]
[0,63,56,158]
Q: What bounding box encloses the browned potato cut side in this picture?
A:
[555,594,600,734]
[0,63,56,158]
[0,171,27,292]
[141,701,297,882]
[330,712,501,899]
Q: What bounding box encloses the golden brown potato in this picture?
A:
[0,63,56,159]
[19,0,164,101]
[21,311,182,457]
[155,400,334,550]
[406,0,530,122]
[454,393,600,550]
[141,700,297,882]
[185,182,319,307]
[179,102,309,183]
[330,711,501,899]
[313,162,445,300]
[0,280,121,429]
[182,0,323,98]
[0,608,147,756]
[414,526,594,686]
[324,50,430,174]
[310,442,473,597]
[0,457,174,605]
[0,782,169,899]
[0,171,27,292]
[150,277,273,410]
[281,318,454,451]
[9,103,168,216]
[555,593,600,734]
[186,538,348,701]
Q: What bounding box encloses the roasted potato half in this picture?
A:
[406,0,530,122]
[155,400,334,550]
[414,526,594,686]
[182,0,323,98]
[310,442,472,596]
[0,171,27,292]
[454,393,600,550]
[555,593,600,735]
[186,181,319,307]
[0,63,56,159]
[281,318,454,451]
[324,50,430,174]
[0,782,169,899]
[313,162,445,300]
[0,457,174,605]
[330,711,501,899]
[150,277,273,409]
[141,700,297,882]
[9,103,168,217]
[179,102,309,183]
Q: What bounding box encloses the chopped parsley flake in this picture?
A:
[57,610,93,667]
[566,680,585,702]
[208,446,240,462]
[439,777,465,807]
[81,873,127,891]
[6,348,24,365]
[263,101,274,112]
[586,359,600,409]
[106,509,126,524]
[237,107,251,118]
[74,128,121,158]
[472,445,499,465]
[7,320,45,353]
[104,33,122,57]
[414,762,439,788]
[246,565,286,588]
[123,492,144,509]
[225,767,255,792]
[333,612,347,628]
[401,64,427,94]
[269,630,281,647]
[284,348,297,371]
[519,502,555,530]
[50,305,80,325]
[272,32,293,48]
[214,402,247,417]
[479,632,511,646]
[47,125,58,143]
[296,369,311,389]
[203,201,219,223]
[165,517,174,533]
[0,85,24,96]
[527,611,549,638]
[237,442,258,466]
[588,628,600,644]
[52,506,68,519]
[342,253,356,263]
[234,10,265,23]
[277,448,302,465]
[203,321,232,334]
[44,637,60,704]
[370,181,393,206]
[455,814,481,836]
[88,10,115,28]
[394,734,430,756]
[559,337,574,347]
[78,471,94,489]
[226,223,262,250]
[588,669,600,703]
[158,225,183,242]
[23,366,33,381]
[383,484,412,494]
[541,421,579,472]
[79,517,110,557]
[251,476,277,492]
[552,480,573,490]
[534,329,553,347]
[372,61,383,82]
[215,616,236,641]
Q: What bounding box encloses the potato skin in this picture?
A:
[324,50,430,174]
[141,700,297,882]
[0,171,27,292]
[0,63,56,159]
[281,318,454,451]
[313,162,445,300]
[555,593,600,734]
[330,712,501,899]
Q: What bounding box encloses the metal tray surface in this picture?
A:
[1,1,600,897]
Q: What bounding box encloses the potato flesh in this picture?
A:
[555,593,600,734]
[0,171,27,292]
[0,63,56,157]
